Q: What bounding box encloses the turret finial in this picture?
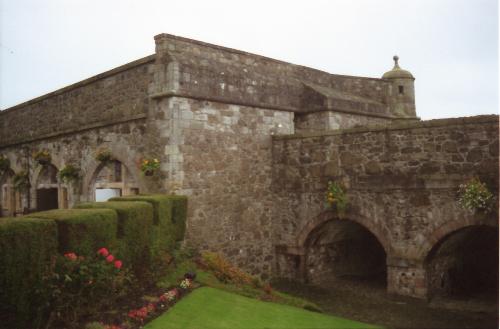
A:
[393,55,400,68]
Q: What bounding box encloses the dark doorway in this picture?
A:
[36,188,58,211]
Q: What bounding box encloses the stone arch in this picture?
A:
[85,155,140,201]
[32,163,62,211]
[296,209,391,286]
[424,221,498,299]
[296,209,392,255]
[416,215,498,261]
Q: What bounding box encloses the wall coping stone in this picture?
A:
[273,115,499,140]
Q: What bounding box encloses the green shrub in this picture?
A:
[27,209,118,256]
[76,201,153,275]
[110,195,187,254]
[0,217,58,328]
[169,195,188,242]
[40,249,132,328]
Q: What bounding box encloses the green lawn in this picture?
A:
[144,287,383,329]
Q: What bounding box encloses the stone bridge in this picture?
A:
[272,115,499,298]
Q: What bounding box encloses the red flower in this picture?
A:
[106,254,114,262]
[97,247,109,257]
[64,252,77,261]
[114,260,122,269]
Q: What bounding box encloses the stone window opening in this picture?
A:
[91,160,138,201]
[398,85,404,95]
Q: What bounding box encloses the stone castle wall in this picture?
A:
[152,34,396,119]
[0,119,152,211]
[152,96,293,278]
[0,56,154,147]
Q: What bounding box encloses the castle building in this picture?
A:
[0,34,497,299]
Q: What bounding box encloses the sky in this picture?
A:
[0,0,498,120]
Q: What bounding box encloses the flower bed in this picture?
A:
[89,273,197,329]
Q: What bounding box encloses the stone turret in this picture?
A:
[383,55,416,118]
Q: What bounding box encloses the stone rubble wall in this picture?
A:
[272,115,499,296]
[0,56,155,147]
[154,96,293,279]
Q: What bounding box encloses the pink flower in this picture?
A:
[106,254,114,262]
[114,260,122,269]
[97,247,109,257]
[64,252,77,261]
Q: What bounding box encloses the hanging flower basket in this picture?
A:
[458,177,496,214]
[13,171,30,191]
[33,150,51,166]
[326,180,348,215]
[0,155,10,174]
[141,158,160,176]
[58,165,80,183]
[95,149,114,164]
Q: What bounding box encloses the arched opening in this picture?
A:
[91,160,139,201]
[305,219,387,288]
[426,225,498,301]
[0,170,17,217]
[36,164,60,211]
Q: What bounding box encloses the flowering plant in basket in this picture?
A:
[141,158,160,176]
[326,180,347,214]
[458,177,496,214]
[33,150,51,165]
[95,149,114,164]
[58,165,80,183]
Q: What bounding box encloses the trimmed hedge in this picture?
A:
[169,195,188,242]
[27,209,118,256]
[110,194,187,253]
[75,201,154,274]
[0,217,58,328]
